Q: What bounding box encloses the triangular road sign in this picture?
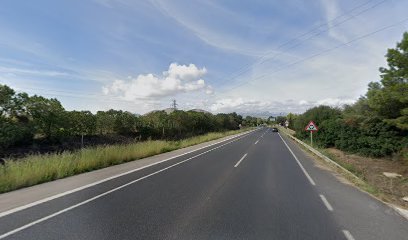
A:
[305,121,318,131]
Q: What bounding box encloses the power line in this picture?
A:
[262,0,379,54]
[215,0,387,89]
[257,0,388,65]
[219,16,408,94]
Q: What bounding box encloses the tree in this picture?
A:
[293,106,342,139]
[67,111,97,136]
[366,32,408,129]
[114,111,139,136]
[243,116,257,127]
[26,96,66,140]
[168,110,190,138]
[140,111,168,139]
[276,116,287,126]
[187,111,214,135]
[286,113,297,129]
[96,110,116,135]
[0,85,15,116]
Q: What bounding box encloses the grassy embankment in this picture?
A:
[0,128,251,193]
[277,126,362,175]
[278,126,373,186]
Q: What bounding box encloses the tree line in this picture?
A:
[0,85,266,153]
[285,32,408,160]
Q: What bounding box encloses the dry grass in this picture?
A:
[0,129,250,193]
[325,148,408,207]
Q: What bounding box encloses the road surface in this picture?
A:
[0,128,407,239]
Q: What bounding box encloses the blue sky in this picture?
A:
[1,0,407,114]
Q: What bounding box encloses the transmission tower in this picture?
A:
[171,99,178,110]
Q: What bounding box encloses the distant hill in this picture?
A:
[238,111,287,119]
[163,108,175,114]
[189,109,212,114]
[144,108,211,115]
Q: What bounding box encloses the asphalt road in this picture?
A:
[0,127,407,240]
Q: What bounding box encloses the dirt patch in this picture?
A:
[326,148,408,208]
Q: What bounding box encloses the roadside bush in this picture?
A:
[0,118,32,150]
[315,118,343,148]
[294,105,342,140]
[293,107,405,158]
[355,117,402,157]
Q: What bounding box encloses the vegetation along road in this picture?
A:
[0,127,407,239]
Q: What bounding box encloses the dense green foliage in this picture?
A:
[291,32,408,159]
[0,86,257,153]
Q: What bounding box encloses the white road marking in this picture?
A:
[342,230,355,240]
[259,129,268,138]
[277,133,316,186]
[319,194,334,211]
[0,132,254,239]
[0,130,258,220]
[254,140,259,145]
[234,153,248,168]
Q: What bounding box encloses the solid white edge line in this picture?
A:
[342,230,355,240]
[0,129,258,219]
[0,131,255,239]
[254,140,259,145]
[319,194,334,211]
[234,153,248,168]
[277,133,316,186]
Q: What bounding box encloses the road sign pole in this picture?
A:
[305,121,318,148]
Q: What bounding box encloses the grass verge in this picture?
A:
[317,148,380,195]
[280,128,392,202]
[0,128,251,193]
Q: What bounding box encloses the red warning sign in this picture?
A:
[305,121,318,131]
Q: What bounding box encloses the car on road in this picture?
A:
[271,127,278,132]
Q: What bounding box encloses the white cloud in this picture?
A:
[319,0,348,42]
[210,98,282,113]
[164,63,207,81]
[209,97,356,114]
[0,66,69,77]
[102,63,212,100]
[299,100,309,106]
[210,98,255,112]
[316,97,355,106]
[149,0,278,57]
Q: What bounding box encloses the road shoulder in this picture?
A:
[278,130,408,240]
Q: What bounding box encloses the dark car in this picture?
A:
[271,127,278,132]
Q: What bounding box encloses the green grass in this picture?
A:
[318,148,364,178]
[0,128,251,193]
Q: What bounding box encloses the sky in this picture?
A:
[0,0,407,114]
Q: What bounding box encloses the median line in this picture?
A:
[342,230,355,240]
[319,194,334,211]
[254,140,259,145]
[234,153,248,168]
